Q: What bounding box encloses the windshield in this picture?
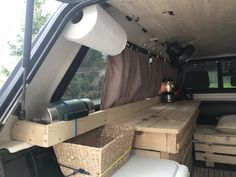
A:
[0,0,62,90]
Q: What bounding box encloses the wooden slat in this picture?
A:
[133,131,167,152]
[194,126,236,146]
[196,152,236,165]
[105,97,161,123]
[195,143,236,155]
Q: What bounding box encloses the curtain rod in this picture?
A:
[126,41,166,62]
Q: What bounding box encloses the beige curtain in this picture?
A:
[101,48,176,109]
[148,57,162,97]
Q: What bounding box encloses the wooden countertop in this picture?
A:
[113,101,201,134]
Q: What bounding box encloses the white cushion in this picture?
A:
[216,115,236,134]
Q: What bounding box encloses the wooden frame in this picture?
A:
[112,101,200,154]
[194,126,236,167]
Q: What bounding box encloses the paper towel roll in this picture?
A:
[63,5,127,56]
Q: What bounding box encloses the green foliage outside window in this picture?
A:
[61,49,107,104]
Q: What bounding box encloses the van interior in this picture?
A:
[1,0,236,177]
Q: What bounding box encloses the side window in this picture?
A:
[183,61,218,89]
[222,60,236,88]
[183,59,236,93]
[61,48,107,105]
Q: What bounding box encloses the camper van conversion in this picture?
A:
[0,0,236,177]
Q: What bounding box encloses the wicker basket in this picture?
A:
[53,124,134,177]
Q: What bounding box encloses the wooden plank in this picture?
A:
[133,131,167,152]
[105,97,160,123]
[194,126,236,146]
[196,152,236,165]
[12,121,46,147]
[166,134,177,153]
[113,101,200,134]
[12,111,106,147]
[160,138,192,163]
[195,143,236,155]
[132,148,161,158]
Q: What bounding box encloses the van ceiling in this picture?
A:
[108,0,236,59]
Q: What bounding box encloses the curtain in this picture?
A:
[101,47,176,109]
[148,57,162,97]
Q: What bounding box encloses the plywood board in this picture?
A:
[109,0,236,58]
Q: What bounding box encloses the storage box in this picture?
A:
[53,125,134,177]
[194,126,236,167]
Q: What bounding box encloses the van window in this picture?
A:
[222,60,236,88]
[183,61,218,89]
[61,48,107,105]
[183,58,236,92]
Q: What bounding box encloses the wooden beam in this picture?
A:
[196,152,236,165]
[195,143,236,155]
[12,111,107,147]
[194,126,236,146]
[133,131,167,152]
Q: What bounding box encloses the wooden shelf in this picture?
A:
[12,97,160,147]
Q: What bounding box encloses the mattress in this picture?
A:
[112,154,190,177]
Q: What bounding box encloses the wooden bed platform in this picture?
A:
[111,101,200,168]
[112,101,200,152]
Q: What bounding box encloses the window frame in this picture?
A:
[51,46,107,109]
[51,46,89,102]
[184,56,236,93]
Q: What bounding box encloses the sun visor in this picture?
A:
[63,5,127,56]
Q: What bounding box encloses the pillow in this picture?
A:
[216,115,236,134]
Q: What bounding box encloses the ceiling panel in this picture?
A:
[108,0,236,58]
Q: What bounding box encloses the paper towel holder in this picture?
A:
[63,5,127,56]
